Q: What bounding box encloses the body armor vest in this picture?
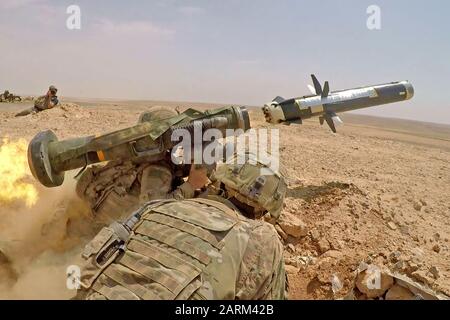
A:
[77,198,253,300]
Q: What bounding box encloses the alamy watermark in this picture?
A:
[66,264,81,290]
[367,5,381,30]
[170,126,280,175]
[66,5,81,30]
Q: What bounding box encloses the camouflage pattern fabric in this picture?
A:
[212,152,287,220]
[76,160,195,223]
[75,198,286,300]
[14,106,39,117]
[34,94,59,110]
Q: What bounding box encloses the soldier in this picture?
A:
[74,106,207,224]
[74,154,287,300]
[76,158,208,224]
[15,85,59,117]
[0,90,10,102]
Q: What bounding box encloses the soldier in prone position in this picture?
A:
[74,153,287,300]
[0,90,10,102]
[15,85,59,117]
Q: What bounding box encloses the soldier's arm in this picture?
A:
[45,95,58,109]
[235,222,286,300]
[140,164,207,202]
[169,181,196,200]
[163,164,209,200]
[49,96,59,108]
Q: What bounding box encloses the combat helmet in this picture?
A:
[212,152,286,220]
[49,85,57,94]
[138,105,179,123]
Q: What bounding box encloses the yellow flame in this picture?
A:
[0,138,38,207]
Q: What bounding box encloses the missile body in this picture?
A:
[263,75,414,132]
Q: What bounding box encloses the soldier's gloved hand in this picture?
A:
[187,164,209,190]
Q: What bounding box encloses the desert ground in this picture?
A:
[0,99,449,299]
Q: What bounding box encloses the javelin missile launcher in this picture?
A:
[262,75,414,132]
[28,106,250,188]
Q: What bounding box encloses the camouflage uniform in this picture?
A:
[15,86,58,117]
[0,91,9,102]
[74,154,287,300]
[75,106,194,223]
[75,198,285,300]
[75,159,195,223]
[33,94,59,111]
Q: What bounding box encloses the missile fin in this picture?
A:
[322,81,330,97]
[332,115,343,125]
[324,116,337,133]
[311,74,322,95]
[272,96,285,104]
[307,84,317,95]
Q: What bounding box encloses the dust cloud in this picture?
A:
[0,140,96,299]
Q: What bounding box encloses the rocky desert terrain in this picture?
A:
[0,99,449,299]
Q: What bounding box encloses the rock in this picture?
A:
[365,256,374,264]
[393,261,405,271]
[429,266,440,279]
[310,229,320,241]
[330,240,344,250]
[317,239,331,254]
[287,243,296,253]
[385,284,415,300]
[322,250,343,260]
[331,274,343,294]
[389,251,402,263]
[389,251,402,262]
[275,224,288,241]
[285,265,299,275]
[356,269,394,298]
[419,199,427,206]
[411,247,424,257]
[411,270,433,285]
[399,225,410,235]
[299,256,316,265]
[278,213,308,238]
[285,257,300,267]
[413,201,422,211]
[432,244,441,253]
[406,261,421,274]
[387,222,397,230]
[433,233,440,241]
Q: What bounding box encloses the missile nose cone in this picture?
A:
[401,81,414,100]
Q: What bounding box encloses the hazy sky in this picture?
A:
[1,0,449,124]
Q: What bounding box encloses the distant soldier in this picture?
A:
[74,154,287,300]
[0,90,10,102]
[15,85,59,117]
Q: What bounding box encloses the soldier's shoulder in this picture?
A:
[248,220,280,244]
[142,163,172,177]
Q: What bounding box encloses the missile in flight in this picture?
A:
[262,75,414,132]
